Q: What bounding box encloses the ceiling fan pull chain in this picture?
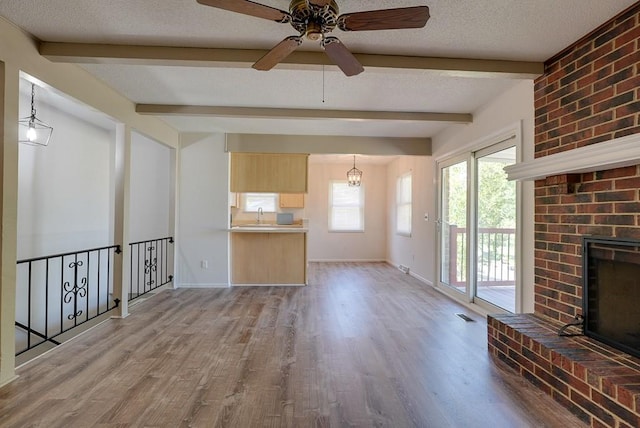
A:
[322,64,325,103]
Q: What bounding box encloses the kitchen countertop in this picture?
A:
[228,225,308,233]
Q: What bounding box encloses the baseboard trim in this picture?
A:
[384,260,434,286]
[308,259,387,263]
[409,271,433,286]
[0,374,19,388]
[176,283,230,289]
[231,283,306,287]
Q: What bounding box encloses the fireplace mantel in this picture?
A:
[505,133,640,181]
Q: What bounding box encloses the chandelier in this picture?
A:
[347,155,362,187]
[19,83,53,147]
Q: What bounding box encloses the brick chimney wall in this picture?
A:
[534,4,640,324]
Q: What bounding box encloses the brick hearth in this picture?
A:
[488,314,640,427]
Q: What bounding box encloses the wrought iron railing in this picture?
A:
[15,245,121,355]
[449,226,516,286]
[129,237,174,301]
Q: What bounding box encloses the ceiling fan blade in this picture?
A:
[308,0,333,7]
[196,0,290,23]
[338,6,430,32]
[253,36,303,71]
[322,37,364,77]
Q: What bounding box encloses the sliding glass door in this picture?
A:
[475,146,516,312]
[437,139,518,312]
[438,157,468,296]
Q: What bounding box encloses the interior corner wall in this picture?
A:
[129,132,171,242]
[385,156,435,285]
[432,80,536,313]
[307,161,387,262]
[0,59,19,386]
[17,92,114,259]
[177,133,229,287]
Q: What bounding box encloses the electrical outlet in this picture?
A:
[201,260,208,269]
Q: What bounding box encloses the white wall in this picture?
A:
[386,156,435,284]
[129,132,172,242]
[15,82,118,353]
[431,80,535,313]
[307,161,387,261]
[177,133,229,287]
[17,86,115,259]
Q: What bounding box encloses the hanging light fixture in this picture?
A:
[347,155,362,187]
[19,83,53,147]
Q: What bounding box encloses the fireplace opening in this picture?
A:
[583,236,640,358]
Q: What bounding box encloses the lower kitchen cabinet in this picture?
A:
[231,231,306,285]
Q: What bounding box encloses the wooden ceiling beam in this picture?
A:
[40,42,543,79]
[135,104,473,123]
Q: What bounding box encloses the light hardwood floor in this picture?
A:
[0,262,586,427]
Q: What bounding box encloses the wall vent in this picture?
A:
[398,264,410,274]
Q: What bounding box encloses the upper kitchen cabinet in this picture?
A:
[230,153,308,193]
[279,193,305,208]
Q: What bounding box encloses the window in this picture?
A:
[329,181,364,232]
[244,193,277,212]
[397,172,412,236]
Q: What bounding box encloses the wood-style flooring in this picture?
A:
[0,262,586,427]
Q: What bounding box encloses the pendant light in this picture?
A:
[19,83,53,147]
[347,155,362,187]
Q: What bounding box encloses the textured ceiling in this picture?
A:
[1,0,636,139]
[2,0,634,60]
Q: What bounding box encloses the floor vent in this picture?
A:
[398,264,410,274]
[456,313,475,322]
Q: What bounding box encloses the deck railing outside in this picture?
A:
[449,226,516,287]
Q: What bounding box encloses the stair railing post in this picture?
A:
[113,124,131,318]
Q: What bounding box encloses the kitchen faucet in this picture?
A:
[257,207,263,223]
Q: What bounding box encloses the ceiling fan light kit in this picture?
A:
[197,0,430,76]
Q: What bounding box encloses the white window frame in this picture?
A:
[328,181,364,232]
[396,171,412,236]
[243,193,278,212]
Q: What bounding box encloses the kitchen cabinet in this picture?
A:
[230,153,308,193]
[279,193,305,208]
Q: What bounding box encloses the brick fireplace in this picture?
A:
[488,3,640,427]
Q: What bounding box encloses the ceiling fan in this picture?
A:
[196,0,430,76]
